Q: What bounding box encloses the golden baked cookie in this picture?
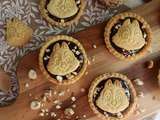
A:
[47,0,79,19]
[88,73,137,120]
[39,0,86,26]
[39,35,88,85]
[6,18,33,47]
[47,42,80,76]
[104,12,152,60]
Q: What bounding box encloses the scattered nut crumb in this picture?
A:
[56,105,61,109]
[71,96,76,102]
[72,104,76,108]
[91,56,95,62]
[53,91,57,95]
[61,19,64,23]
[53,100,60,104]
[39,112,45,117]
[28,69,37,80]
[28,93,32,97]
[30,100,41,110]
[135,110,140,116]
[42,96,47,102]
[93,44,97,49]
[147,60,154,69]
[133,78,144,86]
[88,60,91,65]
[66,74,74,79]
[67,88,70,92]
[103,112,108,117]
[50,112,57,117]
[64,108,75,116]
[58,91,65,96]
[139,108,146,113]
[82,115,86,118]
[85,71,88,76]
[117,112,123,118]
[80,88,85,93]
[25,83,29,88]
[56,76,63,82]
[137,91,144,98]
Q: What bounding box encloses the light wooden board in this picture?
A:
[1,0,160,120]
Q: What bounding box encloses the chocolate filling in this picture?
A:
[110,17,148,57]
[45,0,81,23]
[93,78,131,117]
[43,40,84,80]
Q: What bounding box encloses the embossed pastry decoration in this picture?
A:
[104,12,152,60]
[47,42,80,76]
[88,73,137,120]
[39,0,86,26]
[47,0,79,19]
[6,18,33,47]
[112,19,145,51]
[39,35,88,85]
[96,79,129,113]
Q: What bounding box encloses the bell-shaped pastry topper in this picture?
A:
[96,80,129,113]
[47,42,80,76]
[112,19,145,51]
[47,0,79,19]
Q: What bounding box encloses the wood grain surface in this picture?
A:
[1,0,160,120]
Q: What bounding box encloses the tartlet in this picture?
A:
[39,35,88,85]
[39,0,86,26]
[104,12,152,60]
[88,73,137,120]
[6,18,33,47]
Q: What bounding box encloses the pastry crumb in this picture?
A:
[133,78,144,86]
[85,71,88,76]
[56,76,63,82]
[80,88,85,93]
[64,108,75,116]
[39,112,45,117]
[93,44,97,49]
[25,83,29,88]
[28,69,37,80]
[147,60,154,69]
[56,105,61,109]
[71,96,76,102]
[72,104,76,108]
[117,112,123,118]
[139,108,146,113]
[137,91,144,98]
[30,100,41,110]
[58,91,65,96]
[50,112,57,117]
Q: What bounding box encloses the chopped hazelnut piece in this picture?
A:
[133,78,144,86]
[28,69,37,80]
[30,100,41,110]
[64,108,75,116]
[147,60,154,69]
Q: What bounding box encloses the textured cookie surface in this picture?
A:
[47,42,80,76]
[96,79,129,113]
[112,19,145,51]
[47,0,78,19]
[6,18,33,47]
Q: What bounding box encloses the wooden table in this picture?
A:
[0,0,160,120]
